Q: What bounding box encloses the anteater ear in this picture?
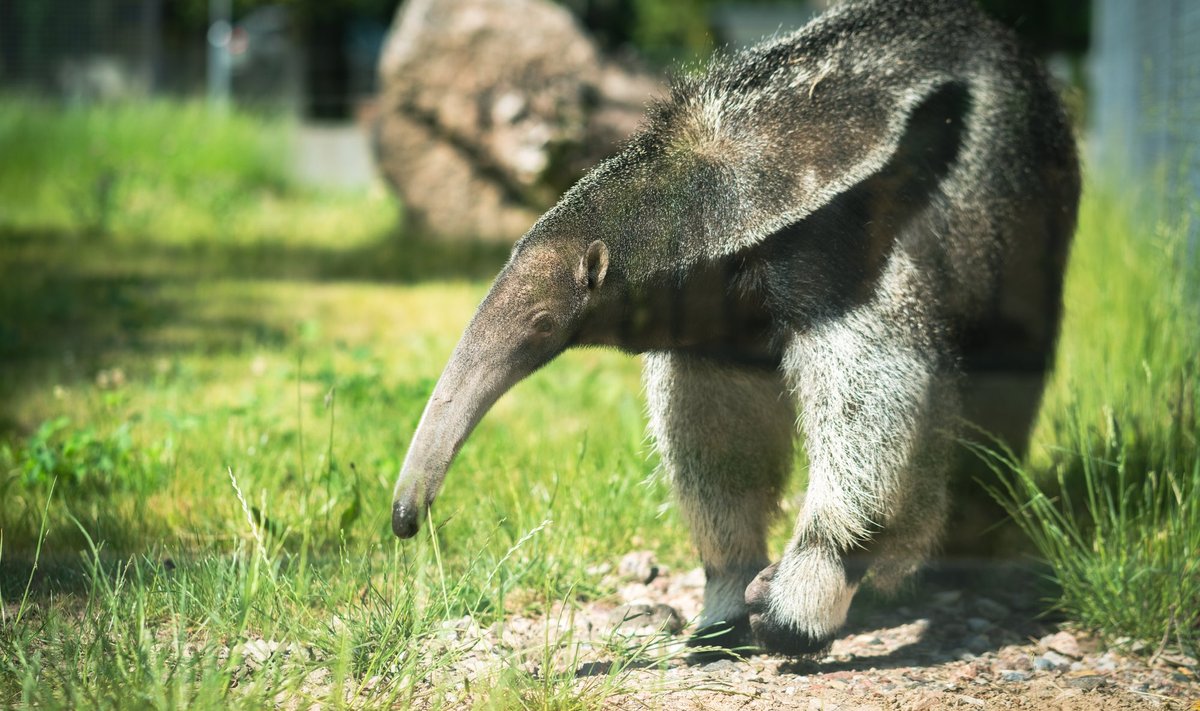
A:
[578,240,609,291]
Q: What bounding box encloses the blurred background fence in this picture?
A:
[1092,0,1200,243]
[0,0,1195,237]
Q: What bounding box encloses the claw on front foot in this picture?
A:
[745,561,838,658]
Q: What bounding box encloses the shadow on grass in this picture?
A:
[0,225,511,409]
[0,225,511,552]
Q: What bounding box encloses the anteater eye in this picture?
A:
[532,313,555,335]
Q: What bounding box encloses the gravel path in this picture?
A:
[413,554,1199,709]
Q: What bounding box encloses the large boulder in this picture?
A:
[373,0,664,242]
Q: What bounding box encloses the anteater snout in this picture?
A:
[391,500,422,539]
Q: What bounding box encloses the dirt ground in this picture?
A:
[420,555,1200,710]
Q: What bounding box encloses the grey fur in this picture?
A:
[391,0,1079,657]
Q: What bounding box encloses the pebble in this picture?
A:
[965,635,991,654]
[702,659,737,673]
[1065,674,1106,691]
[1159,651,1199,668]
[606,603,684,635]
[973,597,1010,619]
[1038,630,1082,658]
[965,617,992,632]
[241,639,276,668]
[617,551,660,584]
[933,590,962,605]
[1033,651,1073,671]
[1000,670,1030,683]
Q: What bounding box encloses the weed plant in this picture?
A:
[984,191,1199,655]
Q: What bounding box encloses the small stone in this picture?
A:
[617,551,660,584]
[1034,651,1072,671]
[999,670,1030,683]
[966,617,992,633]
[1159,651,1199,668]
[973,597,1010,619]
[1065,674,1106,691]
[1093,652,1119,672]
[239,639,277,671]
[1038,631,1082,658]
[703,659,738,673]
[933,590,962,605]
[965,635,991,654]
[606,603,685,635]
[576,661,613,677]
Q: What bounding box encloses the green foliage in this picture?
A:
[0,97,288,234]
[986,191,1199,654]
[2,417,167,497]
[0,96,397,246]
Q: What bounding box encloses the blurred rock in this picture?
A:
[1064,673,1107,690]
[374,0,664,242]
[606,603,685,635]
[1034,650,1073,671]
[1038,630,1082,659]
[617,550,660,584]
[973,597,1010,619]
[966,617,992,632]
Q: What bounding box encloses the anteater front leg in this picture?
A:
[749,310,954,656]
[643,352,795,659]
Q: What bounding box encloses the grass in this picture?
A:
[0,96,1197,705]
[0,97,696,708]
[983,190,1199,656]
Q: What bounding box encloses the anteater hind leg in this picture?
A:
[643,352,795,657]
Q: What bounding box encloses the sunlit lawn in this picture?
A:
[0,98,709,708]
[0,98,1195,707]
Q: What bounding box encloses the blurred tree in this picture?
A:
[155,0,1087,117]
[976,0,1089,53]
[556,0,1089,61]
[171,0,395,26]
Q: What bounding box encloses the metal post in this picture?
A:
[207,0,232,108]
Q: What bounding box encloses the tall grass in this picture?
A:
[0,96,396,247]
[984,188,1199,653]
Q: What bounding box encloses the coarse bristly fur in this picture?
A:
[390,0,1079,660]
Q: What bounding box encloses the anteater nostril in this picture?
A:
[391,500,421,539]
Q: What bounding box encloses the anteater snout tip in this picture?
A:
[391,500,421,539]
